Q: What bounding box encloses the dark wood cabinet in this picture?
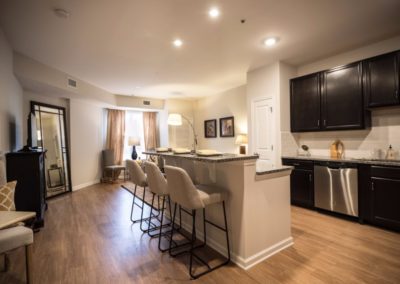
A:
[6,150,46,228]
[321,62,369,130]
[282,159,314,208]
[364,52,399,108]
[369,166,400,231]
[290,73,321,132]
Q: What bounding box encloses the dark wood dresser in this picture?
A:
[6,150,46,228]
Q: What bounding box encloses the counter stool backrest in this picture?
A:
[145,162,168,195]
[164,165,203,210]
[126,160,147,187]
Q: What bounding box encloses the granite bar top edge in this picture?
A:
[256,166,293,175]
[143,151,259,163]
[282,156,400,167]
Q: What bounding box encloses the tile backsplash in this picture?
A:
[282,108,400,159]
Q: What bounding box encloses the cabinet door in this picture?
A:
[290,169,314,207]
[322,62,365,130]
[365,52,399,107]
[290,73,321,132]
[371,177,400,230]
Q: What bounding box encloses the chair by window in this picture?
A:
[102,149,127,183]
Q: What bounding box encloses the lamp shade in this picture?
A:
[167,113,183,126]
[128,137,140,146]
[235,134,248,145]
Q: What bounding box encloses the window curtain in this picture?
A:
[143,112,158,151]
[106,109,126,165]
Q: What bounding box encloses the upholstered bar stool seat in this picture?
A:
[144,162,177,248]
[164,165,231,279]
[195,185,227,207]
[125,160,152,232]
[0,226,34,283]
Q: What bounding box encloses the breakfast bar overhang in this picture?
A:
[143,151,293,270]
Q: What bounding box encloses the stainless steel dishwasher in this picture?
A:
[314,161,358,217]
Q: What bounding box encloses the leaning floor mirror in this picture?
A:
[31,101,72,198]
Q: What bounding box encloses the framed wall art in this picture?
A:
[219,116,234,137]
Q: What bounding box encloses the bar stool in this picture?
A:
[125,160,155,232]
[164,165,231,279]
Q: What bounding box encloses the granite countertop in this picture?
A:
[282,155,400,167]
[256,166,293,175]
[143,151,259,163]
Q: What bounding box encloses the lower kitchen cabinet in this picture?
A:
[359,165,400,231]
[282,159,314,208]
[370,166,400,231]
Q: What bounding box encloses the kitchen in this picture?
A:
[1,1,400,282]
[282,50,400,232]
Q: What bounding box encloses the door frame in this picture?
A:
[251,96,278,167]
[30,101,72,199]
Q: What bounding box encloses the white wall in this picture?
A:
[70,99,105,189]
[0,28,23,153]
[161,99,195,149]
[194,85,247,153]
[282,35,400,159]
[297,35,400,76]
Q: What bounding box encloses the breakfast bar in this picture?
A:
[143,151,293,269]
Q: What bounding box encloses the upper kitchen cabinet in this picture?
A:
[364,51,399,108]
[290,73,321,132]
[321,62,370,130]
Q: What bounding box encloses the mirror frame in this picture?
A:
[30,101,72,198]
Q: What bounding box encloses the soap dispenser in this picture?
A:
[385,145,396,160]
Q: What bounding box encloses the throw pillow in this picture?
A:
[0,181,17,211]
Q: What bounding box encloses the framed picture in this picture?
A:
[204,119,217,138]
[219,116,235,137]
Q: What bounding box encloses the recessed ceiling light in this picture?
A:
[173,39,183,47]
[264,37,278,47]
[209,7,220,18]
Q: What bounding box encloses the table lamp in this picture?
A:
[235,134,248,154]
[128,137,140,160]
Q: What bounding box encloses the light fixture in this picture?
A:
[173,39,183,47]
[235,134,248,154]
[167,113,183,126]
[128,137,141,160]
[53,8,70,18]
[167,113,198,152]
[209,7,220,18]
[264,37,278,47]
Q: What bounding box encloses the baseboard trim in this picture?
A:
[235,237,294,270]
[178,219,293,270]
[72,180,100,191]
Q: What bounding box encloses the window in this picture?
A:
[123,111,145,160]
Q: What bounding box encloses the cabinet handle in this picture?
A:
[323,119,326,126]
[309,174,312,182]
[371,181,374,191]
[293,163,300,166]
[317,120,320,127]
[395,89,399,99]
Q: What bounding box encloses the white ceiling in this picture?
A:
[1,0,400,99]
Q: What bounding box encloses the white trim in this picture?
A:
[178,217,293,270]
[236,237,293,270]
[72,180,100,191]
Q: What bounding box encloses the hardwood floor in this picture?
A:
[1,182,399,283]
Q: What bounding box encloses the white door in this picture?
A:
[252,98,275,168]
